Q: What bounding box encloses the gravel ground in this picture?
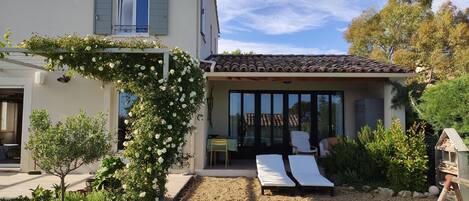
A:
[177,177,436,201]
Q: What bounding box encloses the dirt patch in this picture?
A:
[176,177,436,201]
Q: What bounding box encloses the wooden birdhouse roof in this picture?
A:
[436,128,469,152]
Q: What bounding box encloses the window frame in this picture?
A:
[228,90,345,149]
[114,0,150,36]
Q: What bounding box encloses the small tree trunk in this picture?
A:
[60,175,66,201]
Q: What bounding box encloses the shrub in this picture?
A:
[30,186,54,201]
[323,137,380,185]
[418,74,469,134]
[387,122,428,192]
[324,120,429,191]
[93,156,125,194]
[26,110,111,201]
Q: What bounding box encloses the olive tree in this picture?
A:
[26,109,111,201]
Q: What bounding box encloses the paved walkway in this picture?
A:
[0,172,192,199]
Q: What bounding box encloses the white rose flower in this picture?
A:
[140,66,146,70]
[157,149,163,155]
[158,157,164,163]
[109,63,115,68]
[180,97,185,102]
[152,184,157,189]
[189,78,194,82]
[190,100,194,104]
[135,64,140,67]
[135,153,140,158]
[169,69,175,74]
[128,112,133,117]
[155,134,160,139]
[92,57,96,62]
[147,147,152,151]
[158,79,164,84]
[162,148,167,153]
[138,72,143,76]
[161,119,166,124]
[173,56,178,60]
[182,122,186,126]
[59,55,64,60]
[167,125,172,130]
[146,168,152,173]
[80,66,85,71]
[182,104,187,108]
[159,86,166,91]
[150,66,155,71]
[98,67,103,71]
[126,163,130,168]
[123,141,128,147]
[139,192,146,198]
[177,78,182,82]
[158,60,163,64]
[171,144,176,148]
[190,91,196,97]
[181,71,186,75]
[167,137,172,142]
[85,46,92,51]
[122,184,127,189]
[172,113,177,117]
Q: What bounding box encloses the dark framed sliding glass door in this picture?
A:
[228,90,344,158]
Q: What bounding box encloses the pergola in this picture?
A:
[0,47,172,79]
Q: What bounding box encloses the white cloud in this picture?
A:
[432,0,469,12]
[218,39,346,55]
[218,0,386,35]
[336,27,348,32]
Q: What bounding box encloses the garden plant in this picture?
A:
[21,35,205,200]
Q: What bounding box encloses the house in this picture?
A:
[0,0,219,172]
[0,0,412,177]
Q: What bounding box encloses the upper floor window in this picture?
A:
[114,0,149,34]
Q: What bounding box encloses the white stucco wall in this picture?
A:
[0,0,218,172]
[0,0,218,58]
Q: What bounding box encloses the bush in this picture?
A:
[418,74,469,134]
[93,156,125,195]
[324,120,428,191]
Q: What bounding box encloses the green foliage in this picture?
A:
[20,35,205,200]
[346,1,469,81]
[418,74,469,133]
[26,109,111,201]
[322,137,380,185]
[222,49,254,55]
[387,122,428,191]
[0,29,12,58]
[324,120,428,191]
[30,186,54,201]
[93,155,124,195]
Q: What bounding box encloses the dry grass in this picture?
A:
[177,177,436,201]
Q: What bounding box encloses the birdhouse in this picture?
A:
[435,128,469,198]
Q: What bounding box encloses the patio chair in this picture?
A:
[209,138,229,168]
[288,155,334,196]
[256,154,296,195]
[290,131,318,155]
[319,137,338,158]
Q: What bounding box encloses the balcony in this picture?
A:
[112,25,149,35]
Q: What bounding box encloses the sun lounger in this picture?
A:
[256,154,295,195]
[288,155,334,195]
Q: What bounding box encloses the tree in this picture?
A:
[26,109,111,201]
[345,0,428,63]
[417,74,469,134]
[346,1,469,82]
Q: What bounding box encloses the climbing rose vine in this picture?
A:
[20,35,205,200]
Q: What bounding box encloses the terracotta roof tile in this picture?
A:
[201,54,413,73]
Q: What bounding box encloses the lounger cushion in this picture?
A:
[288,155,334,187]
[256,154,295,187]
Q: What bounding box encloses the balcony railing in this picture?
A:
[113,25,148,34]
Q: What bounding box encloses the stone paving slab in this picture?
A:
[0,172,192,199]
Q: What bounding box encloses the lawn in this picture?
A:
[177,177,436,201]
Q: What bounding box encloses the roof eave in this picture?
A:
[204,72,415,78]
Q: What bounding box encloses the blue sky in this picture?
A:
[217,0,469,55]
